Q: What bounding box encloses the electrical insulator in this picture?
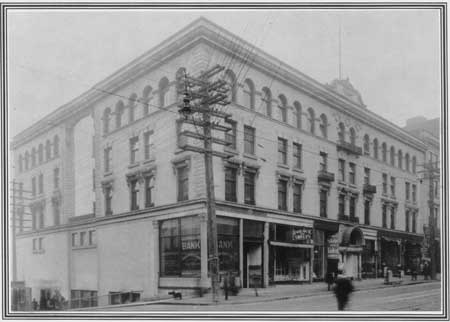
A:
[179,91,192,117]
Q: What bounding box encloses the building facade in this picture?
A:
[11,18,432,308]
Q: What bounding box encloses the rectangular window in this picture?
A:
[293,183,302,213]
[31,177,36,197]
[31,208,36,230]
[104,147,112,173]
[319,190,327,218]
[277,179,287,211]
[338,159,345,181]
[382,204,387,228]
[72,233,78,247]
[71,290,98,309]
[144,131,152,160]
[293,143,302,169]
[405,182,410,201]
[104,186,113,215]
[364,199,370,225]
[338,194,345,219]
[412,184,417,202]
[277,138,287,165]
[54,168,60,189]
[405,210,410,232]
[129,136,139,164]
[244,171,255,205]
[160,216,201,277]
[364,168,370,185]
[225,120,237,150]
[225,167,238,202]
[38,173,44,194]
[412,212,417,233]
[390,207,396,229]
[390,177,396,197]
[38,206,44,229]
[80,231,86,246]
[89,230,96,246]
[319,152,328,172]
[244,125,255,155]
[130,179,139,211]
[382,173,387,194]
[349,196,356,219]
[144,176,154,208]
[177,166,189,201]
[349,163,356,184]
[32,238,37,251]
[53,202,60,226]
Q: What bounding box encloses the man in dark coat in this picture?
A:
[325,272,335,291]
[333,277,354,311]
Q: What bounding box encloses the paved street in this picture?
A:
[104,281,441,312]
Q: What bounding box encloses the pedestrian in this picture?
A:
[32,298,38,311]
[424,261,431,280]
[333,277,354,311]
[223,272,230,300]
[325,271,335,291]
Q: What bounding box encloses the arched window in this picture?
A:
[38,144,44,164]
[243,79,255,109]
[412,156,417,173]
[142,85,152,116]
[45,139,51,160]
[319,114,328,138]
[405,153,410,172]
[278,95,287,123]
[31,147,36,167]
[224,70,237,103]
[349,128,356,145]
[293,101,302,129]
[25,151,30,170]
[373,138,379,159]
[363,134,370,155]
[158,77,170,108]
[128,93,138,123]
[115,100,125,128]
[382,142,387,162]
[338,123,345,142]
[18,154,23,172]
[53,135,59,157]
[175,67,186,99]
[103,108,111,135]
[390,146,395,166]
[262,87,272,117]
[307,108,315,134]
[398,149,403,169]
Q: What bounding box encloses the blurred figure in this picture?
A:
[333,277,354,311]
[325,271,335,291]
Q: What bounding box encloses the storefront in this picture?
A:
[338,226,365,279]
[313,220,340,280]
[361,228,378,278]
[268,223,313,284]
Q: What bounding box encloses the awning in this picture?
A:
[314,220,339,233]
[269,241,314,249]
[341,226,365,246]
[378,230,423,244]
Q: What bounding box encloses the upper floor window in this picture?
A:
[243,79,255,109]
[158,77,170,108]
[349,128,356,145]
[38,144,44,164]
[338,194,345,218]
[382,204,387,228]
[103,108,112,135]
[319,114,328,138]
[128,93,138,123]
[104,147,112,173]
[373,138,379,159]
[31,177,36,197]
[31,147,36,167]
[277,138,288,165]
[349,196,356,219]
[412,156,417,173]
[45,140,52,160]
[278,95,287,123]
[405,210,410,232]
[224,70,237,103]
[382,173,388,194]
[412,184,417,202]
[129,178,139,211]
[143,131,152,160]
[412,211,417,233]
[115,101,125,129]
[177,166,189,201]
[244,170,255,205]
[38,173,44,194]
[104,184,113,215]
[294,101,302,129]
[319,152,328,172]
[390,207,396,229]
[225,167,238,202]
[244,125,255,155]
[405,182,410,201]
[349,162,356,184]
[338,159,345,181]
[363,135,370,155]
[262,87,272,117]
[382,142,387,162]
[225,120,237,150]
[320,189,328,218]
[25,151,30,170]
[293,182,302,213]
[18,155,23,173]
[390,146,395,166]
[129,136,139,164]
[53,135,59,157]
[54,167,60,189]
[293,142,302,169]
[144,175,154,208]
[338,123,345,142]
[175,67,186,99]
[142,85,153,116]
[405,153,410,172]
[390,177,396,197]
[364,167,370,185]
[398,150,403,169]
[277,179,288,211]
[364,199,371,225]
[307,108,315,134]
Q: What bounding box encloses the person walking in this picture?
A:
[333,277,354,311]
[325,271,335,291]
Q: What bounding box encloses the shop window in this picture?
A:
[319,189,327,218]
[293,143,302,169]
[109,291,140,306]
[277,138,287,165]
[160,216,200,277]
[217,217,240,273]
[225,119,237,150]
[277,179,287,211]
[293,183,302,213]
[382,204,387,228]
[244,125,255,155]
[364,200,370,225]
[71,290,98,308]
[225,167,238,202]
[244,171,255,205]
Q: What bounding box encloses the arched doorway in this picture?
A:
[340,226,365,279]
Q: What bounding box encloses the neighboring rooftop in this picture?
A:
[404,116,440,139]
[326,78,366,108]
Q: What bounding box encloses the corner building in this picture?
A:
[12,18,430,308]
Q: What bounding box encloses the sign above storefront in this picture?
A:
[327,234,340,259]
[291,227,313,244]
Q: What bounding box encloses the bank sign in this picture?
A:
[181,239,235,251]
[291,227,313,244]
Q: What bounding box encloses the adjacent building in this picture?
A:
[11,18,433,308]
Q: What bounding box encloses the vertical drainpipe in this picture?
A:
[239,218,243,288]
[263,222,269,288]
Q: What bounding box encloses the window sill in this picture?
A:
[32,250,45,254]
[128,163,140,169]
[277,163,289,170]
[224,147,239,155]
[292,167,304,174]
[143,158,155,165]
[338,181,347,186]
[348,184,357,189]
[72,245,97,250]
[243,153,258,161]
[104,171,113,177]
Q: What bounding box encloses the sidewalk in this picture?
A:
[154,274,441,306]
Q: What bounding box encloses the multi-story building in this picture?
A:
[11,18,430,308]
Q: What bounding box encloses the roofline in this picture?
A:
[11,17,428,152]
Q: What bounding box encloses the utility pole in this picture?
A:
[425,160,439,280]
[11,180,17,282]
[177,65,232,302]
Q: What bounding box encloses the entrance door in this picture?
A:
[345,253,359,278]
[243,242,263,288]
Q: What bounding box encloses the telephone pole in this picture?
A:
[177,64,232,302]
[425,160,439,280]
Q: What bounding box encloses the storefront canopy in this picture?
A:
[377,230,423,245]
[313,220,339,233]
[341,226,365,246]
[269,241,314,249]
